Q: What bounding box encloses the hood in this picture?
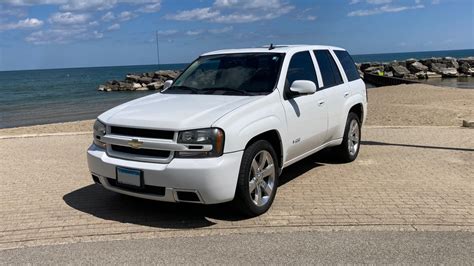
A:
[99,93,262,130]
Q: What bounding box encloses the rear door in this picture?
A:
[313,49,347,141]
[282,51,328,162]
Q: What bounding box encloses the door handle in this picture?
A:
[317,100,325,106]
[344,92,350,98]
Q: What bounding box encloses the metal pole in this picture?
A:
[155,30,160,71]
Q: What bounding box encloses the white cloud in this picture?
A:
[0,17,43,31]
[350,0,392,4]
[101,11,115,21]
[348,4,424,16]
[25,27,103,44]
[214,0,286,10]
[48,12,90,25]
[166,8,220,21]
[296,7,317,21]
[432,0,440,4]
[186,29,204,36]
[301,15,317,21]
[185,26,234,36]
[157,29,178,36]
[0,5,27,17]
[2,0,162,11]
[208,26,233,34]
[366,0,392,4]
[107,23,120,31]
[166,0,294,23]
[117,11,136,21]
[137,2,161,13]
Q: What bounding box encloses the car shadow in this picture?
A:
[63,149,342,229]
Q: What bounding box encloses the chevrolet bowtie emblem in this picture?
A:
[128,139,143,149]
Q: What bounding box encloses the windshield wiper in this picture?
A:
[167,85,199,94]
[200,87,251,96]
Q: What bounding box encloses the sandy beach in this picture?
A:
[0,84,472,137]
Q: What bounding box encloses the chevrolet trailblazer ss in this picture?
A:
[88,45,367,216]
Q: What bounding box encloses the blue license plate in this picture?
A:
[116,167,142,188]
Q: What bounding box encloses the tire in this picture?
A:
[234,140,279,217]
[334,112,361,163]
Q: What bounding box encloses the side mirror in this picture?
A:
[163,80,173,90]
[289,80,317,95]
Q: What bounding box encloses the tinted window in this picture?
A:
[286,51,318,90]
[314,50,343,89]
[334,50,360,81]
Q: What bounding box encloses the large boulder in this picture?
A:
[429,63,447,74]
[459,62,471,74]
[440,68,459,77]
[137,77,153,84]
[415,72,428,79]
[360,62,382,72]
[106,80,120,85]
[147,81,164,90]
[390,64,411,78]
[363,66,384,75]
[426,71,442,78]
[126,75,141,83]
[442,57,459,69]
[384,71,393,77]
[404,73,417,80]
[405,58,417,65]
[132,82,143,89]
[458,57,474,66]
[118,82,133,91]
[408,61,429,73]
[154,70,180,81]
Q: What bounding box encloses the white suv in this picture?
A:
[88,45,367,216]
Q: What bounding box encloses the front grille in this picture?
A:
[111,145,171,158]
[110,126,174,140]
[107,178,165,196]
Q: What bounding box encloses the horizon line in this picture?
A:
[1,48,473,73]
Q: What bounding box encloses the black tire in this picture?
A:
[233,140,279,217]
[334,112,361,163]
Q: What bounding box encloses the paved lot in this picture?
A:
[0,126,473,250]
[2,231,473,264]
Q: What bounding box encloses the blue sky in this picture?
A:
[0,0,472,71]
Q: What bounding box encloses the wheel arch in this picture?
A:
[348,103,364,122]
[245,130,283,174]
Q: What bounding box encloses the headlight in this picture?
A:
[93,120,106,148]
[176,128,224,158]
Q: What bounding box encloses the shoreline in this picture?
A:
[1,84,473,136]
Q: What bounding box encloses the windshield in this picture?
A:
[163,53,284,96]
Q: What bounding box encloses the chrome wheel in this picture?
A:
[348,119,360,156]
[248,150,276,207]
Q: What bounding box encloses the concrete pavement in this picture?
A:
[0,126,473,251]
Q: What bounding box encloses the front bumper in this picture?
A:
[87,144,243,204]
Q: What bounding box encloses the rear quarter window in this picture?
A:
[334,50,360,82]
[314,50,343,89]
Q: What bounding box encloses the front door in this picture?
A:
[282,51,328,162]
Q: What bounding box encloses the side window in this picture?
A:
[314,50,343,89]
[334,50,360,82]
[286,51,318,90]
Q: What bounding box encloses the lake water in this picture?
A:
[1,49,473,128]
